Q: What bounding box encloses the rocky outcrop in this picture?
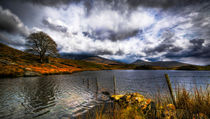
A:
[0,59,17,65]
[24,71,41,77]
[110,93,178,119]
[111,93,151,109]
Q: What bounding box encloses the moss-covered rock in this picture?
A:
[111,93,152,111]
[111,94,124,101]
[24,71,41,76]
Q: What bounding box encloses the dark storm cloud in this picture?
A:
[90,49,125,55]
[0,0,210,65]
[165,39,210,59]
[22,0,81,6]
[180,4,210,40]
[92,49,114,55]
[0,6,29,36]
[0,33,16,45]
[42,18,68,33]
[187,39,210,58]
[146,44,172,54]
[0,0,208,13]
[146,37,210,61]
[145,43,183,55]
[0,33,25,46]
[125,0,209,8]
[86,30,139,41]
[16,0,209,8]
[115,49,125,55]
[0,1,46,28]
[190,39,205,48]
[144,30,182,55]
[169,47,183,53]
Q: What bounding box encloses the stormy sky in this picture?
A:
[0,0,210,65]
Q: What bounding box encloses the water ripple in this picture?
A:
[0,70,209,118]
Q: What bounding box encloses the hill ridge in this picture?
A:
[0,43,131,77]
[132,59,190,68]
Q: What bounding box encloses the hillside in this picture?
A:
[132,59,210,70]
[0,43,132,77]
[1,43,209,78]
[132,60,189,68]
[60,53,123,65]
[60,53,94,60]
[132,59,148,65]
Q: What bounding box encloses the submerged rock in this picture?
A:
[101,91,110,96]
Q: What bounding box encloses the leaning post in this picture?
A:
[164,74,177,108]
[95,77,99,100]
[113,76,117,95]
[113,75,117,119]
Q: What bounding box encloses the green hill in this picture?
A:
[0,43,133,77]
[132,60,189,68]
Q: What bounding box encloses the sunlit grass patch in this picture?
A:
[82,85,209,119]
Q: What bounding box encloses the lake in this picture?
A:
[0,70,209,119]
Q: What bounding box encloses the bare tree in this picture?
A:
[25,31,58,63]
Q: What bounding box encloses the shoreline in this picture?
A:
[1,67,210,79]
[0,68,101,78]
[0,69,209,118]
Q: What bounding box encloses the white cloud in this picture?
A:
[30,2,156,59]
[35,3,194,63]
[3,0,208,64]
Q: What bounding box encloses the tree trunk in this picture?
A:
[40,55,44,63]
[46,56,50,63]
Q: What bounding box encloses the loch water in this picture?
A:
[0,70,209,119]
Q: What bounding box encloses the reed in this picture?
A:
[83,84,209,119]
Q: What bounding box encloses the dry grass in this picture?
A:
[174,85,210,118]
[0,43,133,77]
[82,85,210,119]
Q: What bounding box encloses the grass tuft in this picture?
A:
[82,85,210,119]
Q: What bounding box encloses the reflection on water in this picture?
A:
[25,77,56,118]
[0,70,209,118]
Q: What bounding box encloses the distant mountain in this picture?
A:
[132,59,148,65]
[60,53,94,60]
[60,53,123,65]
[132,60,190,68]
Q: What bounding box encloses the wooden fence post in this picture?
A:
[164,74,177,108]
[95,77,99,100]
[82,78,85,84]
[113,76,117,119]
[87,78,89,89]
[113,76,116,95]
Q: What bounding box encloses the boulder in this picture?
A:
[111,95,124,101]
[111,92,151,110]
[24,71,41,76]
